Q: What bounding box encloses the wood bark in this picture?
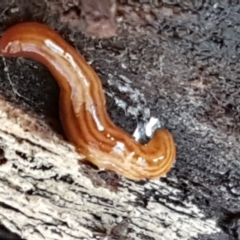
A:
[1,1,240,240]
[0,96,218,240]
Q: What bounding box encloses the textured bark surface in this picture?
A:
[0,96,218,240]
[0,0,239,240]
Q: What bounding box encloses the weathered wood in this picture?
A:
[0,96,218,240]
[1,1,240,240]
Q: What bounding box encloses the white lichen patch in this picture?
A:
[107,76,150,122]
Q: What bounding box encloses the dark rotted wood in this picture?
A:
[0,1,238,240]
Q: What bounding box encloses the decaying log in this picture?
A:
[0,95,219,240]
[1,1,240,240]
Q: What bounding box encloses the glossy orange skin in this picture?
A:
[0,22,176,180]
